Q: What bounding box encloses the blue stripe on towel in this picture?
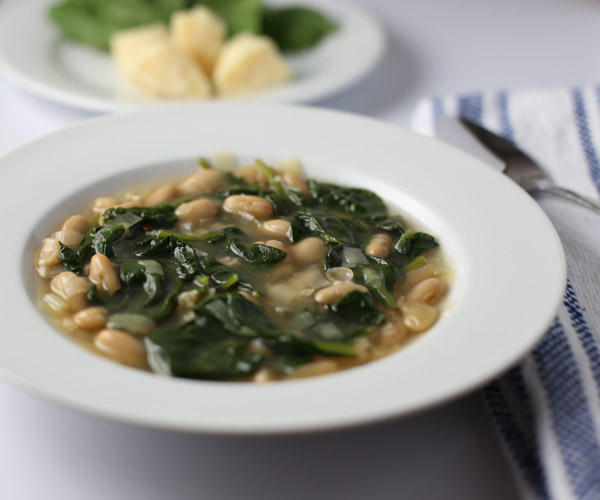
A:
[508,366,537,442]
[432,96,444,123]
[483,372,549,498]
[432,97,444,134]
[533,316,600,499]
[457,93,483,123]
[572,88,600,195]
[497,90,516,142]
[564,280,600,395]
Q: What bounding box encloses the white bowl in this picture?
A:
[0,103,565,434]
[0,0,385,111]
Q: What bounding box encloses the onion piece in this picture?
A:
[211,151,238,173]
[106,313,155,337]
[342,247,368,267]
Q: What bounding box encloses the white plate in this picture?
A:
[0,103,565,434]
[0,0,384,112]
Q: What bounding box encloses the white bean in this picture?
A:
[325,267,353,283]
[234,165,270,184]
[178,169,226,196]
[292,360,338,379]
[261,219,291,240]
[406,277,446,304]
[61,214,90,234]
[175,199,218,222]
[222,195,274,219]
[314,282,369,304]
[365,233,392,258]
[289,237,326,266]
[380,316,408,346]
[41,293,69,317]
[145,184,180,206]
[94,329,147,366]
[252,367,277,383]
[401,302,439,332]
[92,197,120,214]
[73,306,109,331]
[403,264,435,288]
[281,171,310,196]
[89,254,121,295]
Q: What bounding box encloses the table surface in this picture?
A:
[1,0,599,498]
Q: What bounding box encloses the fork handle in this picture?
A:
[529,185,600,216]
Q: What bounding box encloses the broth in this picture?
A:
[35,157,451,382]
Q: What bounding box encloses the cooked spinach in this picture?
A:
[89,262,182,321]
[308,180,387,218]
[194,225,287,269]
[49,0,336,54]
[58,242,85,274]
[49,0,192,51]
[146,328,264,380]
[197,258,257,294]
[324,290,385,335]
[262,6,337,53]
[395,230,439,260]
[353,258,398,309]
[289,210,371,246]
[102,204,177,229]
[50,160,443,382]
[145,291,367,379]
[197,0,263,37]
[229,242,287,269]
[364,215,406,234]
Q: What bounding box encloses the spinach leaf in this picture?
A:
[322,245,400,309]
[364,215,406,235]
[322,243,344,270]
[353,258,398,309]
[199,293,283,338]
[49,0,192,51]
[49,0,335,55]
[120,259,163,307]
[228,241,287,270]
[196,0,263,37]
[289,210,366,246]
[262,6,337,53]
[146,332,263,380]
[298,290,384,341]
[325,290,385,331]
[394,230,438,260]
[199,226,287,270]
[58,243,84,274]
[199,226,244,244]
[308,180,387,217]
[133,234,200,278]
[91,224,126,257]
[254,159,309,215]
[89,262,182,321]
[102,204,177,229]
[145,292,359,380]
[198,257,257,294]
[58,215,103,273]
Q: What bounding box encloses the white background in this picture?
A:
[1,0,599,498]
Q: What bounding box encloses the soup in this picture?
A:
[35,156,450,382]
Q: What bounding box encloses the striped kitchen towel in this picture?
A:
[412,88,600,500]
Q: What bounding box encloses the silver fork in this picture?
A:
[458,118,600,216]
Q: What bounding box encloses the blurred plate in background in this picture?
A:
[0,0,385,112]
